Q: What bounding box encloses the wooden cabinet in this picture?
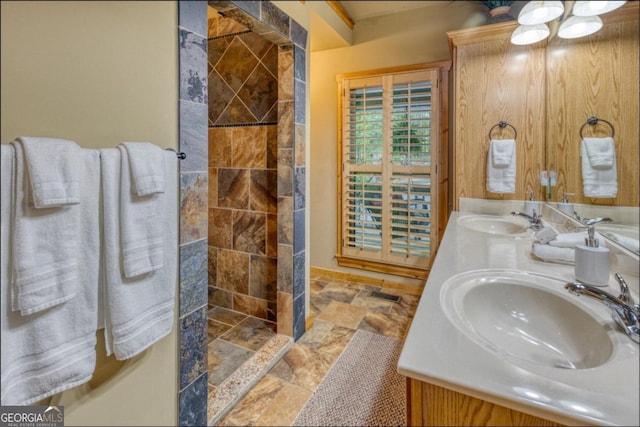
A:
[406,378,563,426]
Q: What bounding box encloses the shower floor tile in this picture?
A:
[220,316,277,351]
[207,339,253,386]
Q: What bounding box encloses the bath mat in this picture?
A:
[293,329,406,426]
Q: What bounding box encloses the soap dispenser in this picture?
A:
[575,224,609,287]
[524,190,540,217]
[557,192,574,216]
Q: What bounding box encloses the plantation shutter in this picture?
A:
[340,69,438,270]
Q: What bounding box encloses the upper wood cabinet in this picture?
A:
[447,2,639,210]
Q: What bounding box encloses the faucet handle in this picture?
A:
[615,273,637,308]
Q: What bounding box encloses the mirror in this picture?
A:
[543,3,639,254]
[548,202,639,255]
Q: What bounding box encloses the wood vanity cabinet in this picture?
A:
[406,378,563,426]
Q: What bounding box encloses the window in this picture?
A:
[337,67,441,278]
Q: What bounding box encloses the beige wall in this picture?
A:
[1,2,178,425]
[309,2,485,286]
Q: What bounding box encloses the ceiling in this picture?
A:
[338,1,450,22]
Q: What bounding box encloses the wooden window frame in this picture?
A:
[336,61,451,279]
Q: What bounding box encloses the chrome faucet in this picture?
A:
[565,275,639,344]
[510,210,543,231]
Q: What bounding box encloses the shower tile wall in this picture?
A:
[206,0,307,341]
[207,12,279,324]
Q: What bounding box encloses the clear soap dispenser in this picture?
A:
[575,222,610,287]
[557,192,574,216]
[524,190,540,217]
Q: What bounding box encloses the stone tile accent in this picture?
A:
[180,306,208,389]
[179,372,208,427]
[179,29,208,104]
[179,0,207,36]
[180,172,208,244]
[179,101,208,172]
[180,239,209,316]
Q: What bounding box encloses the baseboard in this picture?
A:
[310,266,425,295]
[305,314,314,331]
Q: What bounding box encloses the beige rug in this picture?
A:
[293,329,406,426]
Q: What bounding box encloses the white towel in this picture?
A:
[121,142,165,196]
[119,145,165,278]
[532,243,575,264]
[1,145,100,406]
[580,139,617,198]
[491,139,515,166]
[486,139,516,193]
[16,136,82,208]
[9,140,81,315]
[583,137,615,169]
[101,148,177,360]
[549,231,606,248]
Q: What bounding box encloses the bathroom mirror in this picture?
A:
[543,3,639,254]
[548,202,640,255]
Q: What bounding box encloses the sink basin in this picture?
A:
[457,214,530,236]
[441,270,614,370]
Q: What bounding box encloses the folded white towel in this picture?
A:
[580,139,617,198]
[9,141,81,315]
[121,142,165,196]
[486,139,516,193]
[1,145,100,406]
[119,145,165,278]
[583,137,615,169]
[534,226,558,244]
[549,231,606,248]
[532,243,575,264]
[491,139,515,166]
[101,148,177,360]
[16,136,82,208]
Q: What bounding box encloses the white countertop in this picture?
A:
[398,202,640,426]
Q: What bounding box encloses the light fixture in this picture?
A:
[511,23,551,45]
[557,15,603,39]
[572,1,627,17]
[518,1,564,25]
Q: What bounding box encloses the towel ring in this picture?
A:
[165,148,187,160]
[488,120,517,140]
[579,116,615,139]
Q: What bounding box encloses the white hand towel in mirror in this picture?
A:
[1,145,100,406]
[580,140,617,198]
[17,136,82,208]
[486,139,516,193]
[119,145,164,278]
[121,142,165,196]
[9,141,80,316]
[583,137,614,169]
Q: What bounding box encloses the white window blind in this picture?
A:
[340,69,438,270]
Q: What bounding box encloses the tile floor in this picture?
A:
[212,273,422,426]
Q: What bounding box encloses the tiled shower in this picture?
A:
[178,2,307,424]
[207,14,280,323]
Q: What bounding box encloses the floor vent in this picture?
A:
[369,291,401,303]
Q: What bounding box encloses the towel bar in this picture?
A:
[165,148,187,159]
[580,116,615,139]
[488,120,517,140]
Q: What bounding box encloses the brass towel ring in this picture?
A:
[579,116,615,139]
[488,120,517,140]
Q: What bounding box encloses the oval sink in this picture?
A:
[441,270,614,370]
[457,215,530,236]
